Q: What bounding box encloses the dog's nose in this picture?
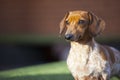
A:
[65,34,73,40]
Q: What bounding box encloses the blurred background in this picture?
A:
[0,0,120,70]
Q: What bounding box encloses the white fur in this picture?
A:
[67,39,120,80]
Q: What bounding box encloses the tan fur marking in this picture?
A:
[105,46,115,64]
[77,28,92,44]
[67,15,80,23]
[84,75,104,80]
[99,46,108,61]
[83,76,90,80]
[75,76,79,80]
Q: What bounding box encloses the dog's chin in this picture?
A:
[73,35,82,41]
[65,39,74,42]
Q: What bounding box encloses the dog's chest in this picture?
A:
[67,42,106,77]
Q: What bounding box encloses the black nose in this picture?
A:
[65,34,73,40]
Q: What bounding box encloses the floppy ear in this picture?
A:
[59,12,69,36]
[88,12,105,37]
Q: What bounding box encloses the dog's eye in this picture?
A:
[65,20,69,25]
[78,20,86,25]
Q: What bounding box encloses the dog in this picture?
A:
[59,10,120,80]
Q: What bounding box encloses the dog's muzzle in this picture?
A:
[65,34,73,40]
[65,34,82,41]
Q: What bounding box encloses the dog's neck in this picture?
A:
[70,38,95,52]
[69,38,97,66]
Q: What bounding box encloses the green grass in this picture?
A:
[0,61,73,80]
[0,61,119,80]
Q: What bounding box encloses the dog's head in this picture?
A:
[59,10,105,42]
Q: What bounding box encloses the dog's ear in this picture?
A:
[59,12,69,36]
[88,12,105,37]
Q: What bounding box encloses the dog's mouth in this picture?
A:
[74,35,83,42]
[78,35,82,40]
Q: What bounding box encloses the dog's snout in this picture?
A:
[65,34,73,40]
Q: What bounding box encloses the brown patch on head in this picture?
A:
[67,15,80,24]
[105,46,115,64]
[66,11,89,25]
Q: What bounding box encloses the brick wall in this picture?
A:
[0,0,120,36]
